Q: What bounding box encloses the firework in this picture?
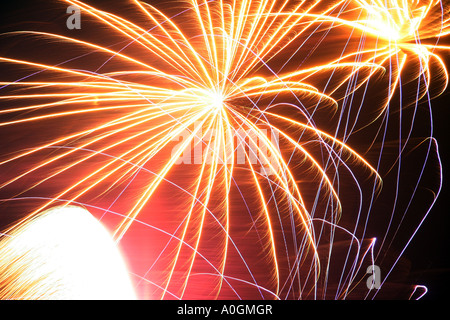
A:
[0,0,447,300]
[299,0,450,119]
[0,205,136,299]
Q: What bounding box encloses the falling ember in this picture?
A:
[0,206,136,300]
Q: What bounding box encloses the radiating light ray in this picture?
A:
[0,0,446,300]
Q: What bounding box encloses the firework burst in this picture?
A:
[0,0,447,300]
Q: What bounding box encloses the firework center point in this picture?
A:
[206,90,225,110]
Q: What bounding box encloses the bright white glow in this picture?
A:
[0,206,136,300]
[207,90,225,110]
[367,16,401,41]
